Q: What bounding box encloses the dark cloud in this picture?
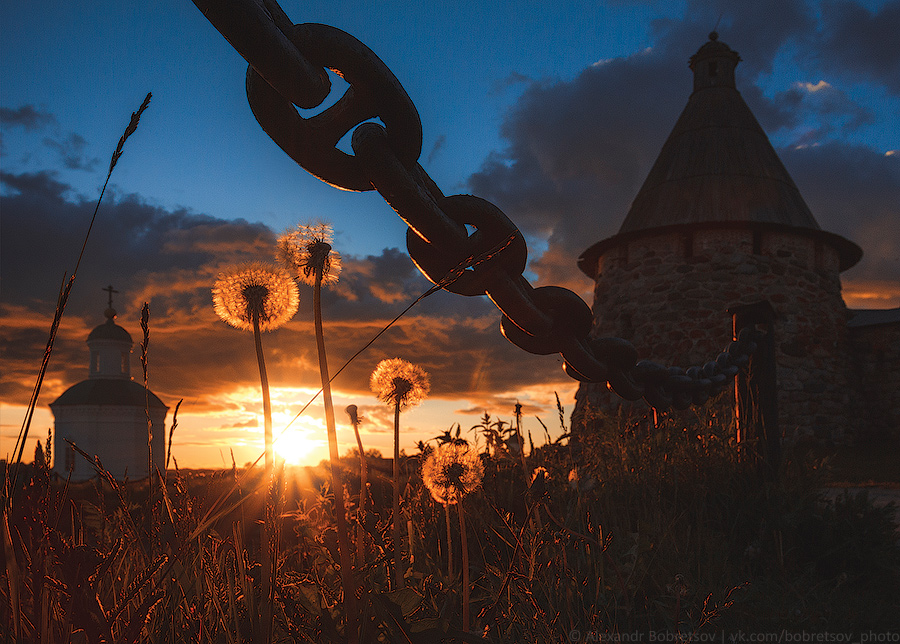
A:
[0,169,280,406]
[0,170,573,421]
[42,133,99,171]
[782,143,900,283]
[748,81,874,145]
[1,105,101,170]
[468,46,682,295]
[490,71,531,96]
[0,170,275,319]
[650,0,815,77]
[427,135,446,164]
[0,105,56,131]
[470,48,681,247]
[466,0,898,306]
[817,0,900,94]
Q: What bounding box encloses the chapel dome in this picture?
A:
[88,318,133,343]
[50,378,166,408]
[87,308,133,344]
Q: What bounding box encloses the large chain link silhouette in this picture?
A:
[190,0,761,410]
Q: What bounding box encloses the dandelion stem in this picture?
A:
[458,496,470,631]
[445,502,453,580]
[251,313,275,643]
[252,315,274,473]
[347,407,368,567]
[392,398,403,590]
[314,270,358,644]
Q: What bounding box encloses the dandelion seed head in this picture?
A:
[422,443,484,505]
[212,262,299,332]
[277,222,342,287]
[370,358,430,409]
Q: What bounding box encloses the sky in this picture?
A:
[2,0,898,469]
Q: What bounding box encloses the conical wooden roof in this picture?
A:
[622,33,820,232]
[578,33,861,277]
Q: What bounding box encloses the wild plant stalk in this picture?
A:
[140,302,156,553]
[250,308,277,643]
[312,258,358,642]
[346,405,369,567]
[7,92,151,488]
[212,263,299,643]
[250,313,275,474]
[391,397,403,588]
[370,360,430,590]
[458,497,471,631]
[277,224,357,641]
[421,442,483,631]
[514,401,528,474]
[514,402,543,532]
[407,515,416,568]
[2,94,151,644]
[444,503,453,579]
[166,399,183,471]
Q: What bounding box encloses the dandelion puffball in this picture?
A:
[277,222,342,286]
[370,358,430,409]
[212,262,299,332]
[422,443,484,505]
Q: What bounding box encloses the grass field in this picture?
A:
[3,409,899,642]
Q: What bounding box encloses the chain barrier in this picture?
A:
[191,0,764,410]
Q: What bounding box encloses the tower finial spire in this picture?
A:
[689,32,740,91]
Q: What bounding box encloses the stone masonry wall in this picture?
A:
[574,226,856,443]
[848,322,900,444]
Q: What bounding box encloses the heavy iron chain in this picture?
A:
[190,0,763,411]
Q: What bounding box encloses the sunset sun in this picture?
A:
[273,427,320,466]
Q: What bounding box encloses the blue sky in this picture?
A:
[2,0,898,467]
[0,0,670,256]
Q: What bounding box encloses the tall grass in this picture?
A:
[4,400,898,641]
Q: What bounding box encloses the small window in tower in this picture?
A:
[709,61,718,77]
[121,351,128,373]
[90,350,99,373]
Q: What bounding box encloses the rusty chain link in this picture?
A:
[191,0,763,410]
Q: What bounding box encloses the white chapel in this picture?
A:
[50,287,167,481]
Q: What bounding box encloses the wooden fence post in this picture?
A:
[728,301,780,478]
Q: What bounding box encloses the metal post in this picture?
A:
[728,300,780,478]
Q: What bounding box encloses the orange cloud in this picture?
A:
[842,279,900,308]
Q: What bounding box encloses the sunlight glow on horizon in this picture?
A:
[273,427,325,466]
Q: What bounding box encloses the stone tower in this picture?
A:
[573,34,862,443]
[51,290,168,480]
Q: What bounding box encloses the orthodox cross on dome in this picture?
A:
[102,284,119,319]
[103,284,118,308]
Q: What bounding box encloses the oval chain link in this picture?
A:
[191,0,764,410]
